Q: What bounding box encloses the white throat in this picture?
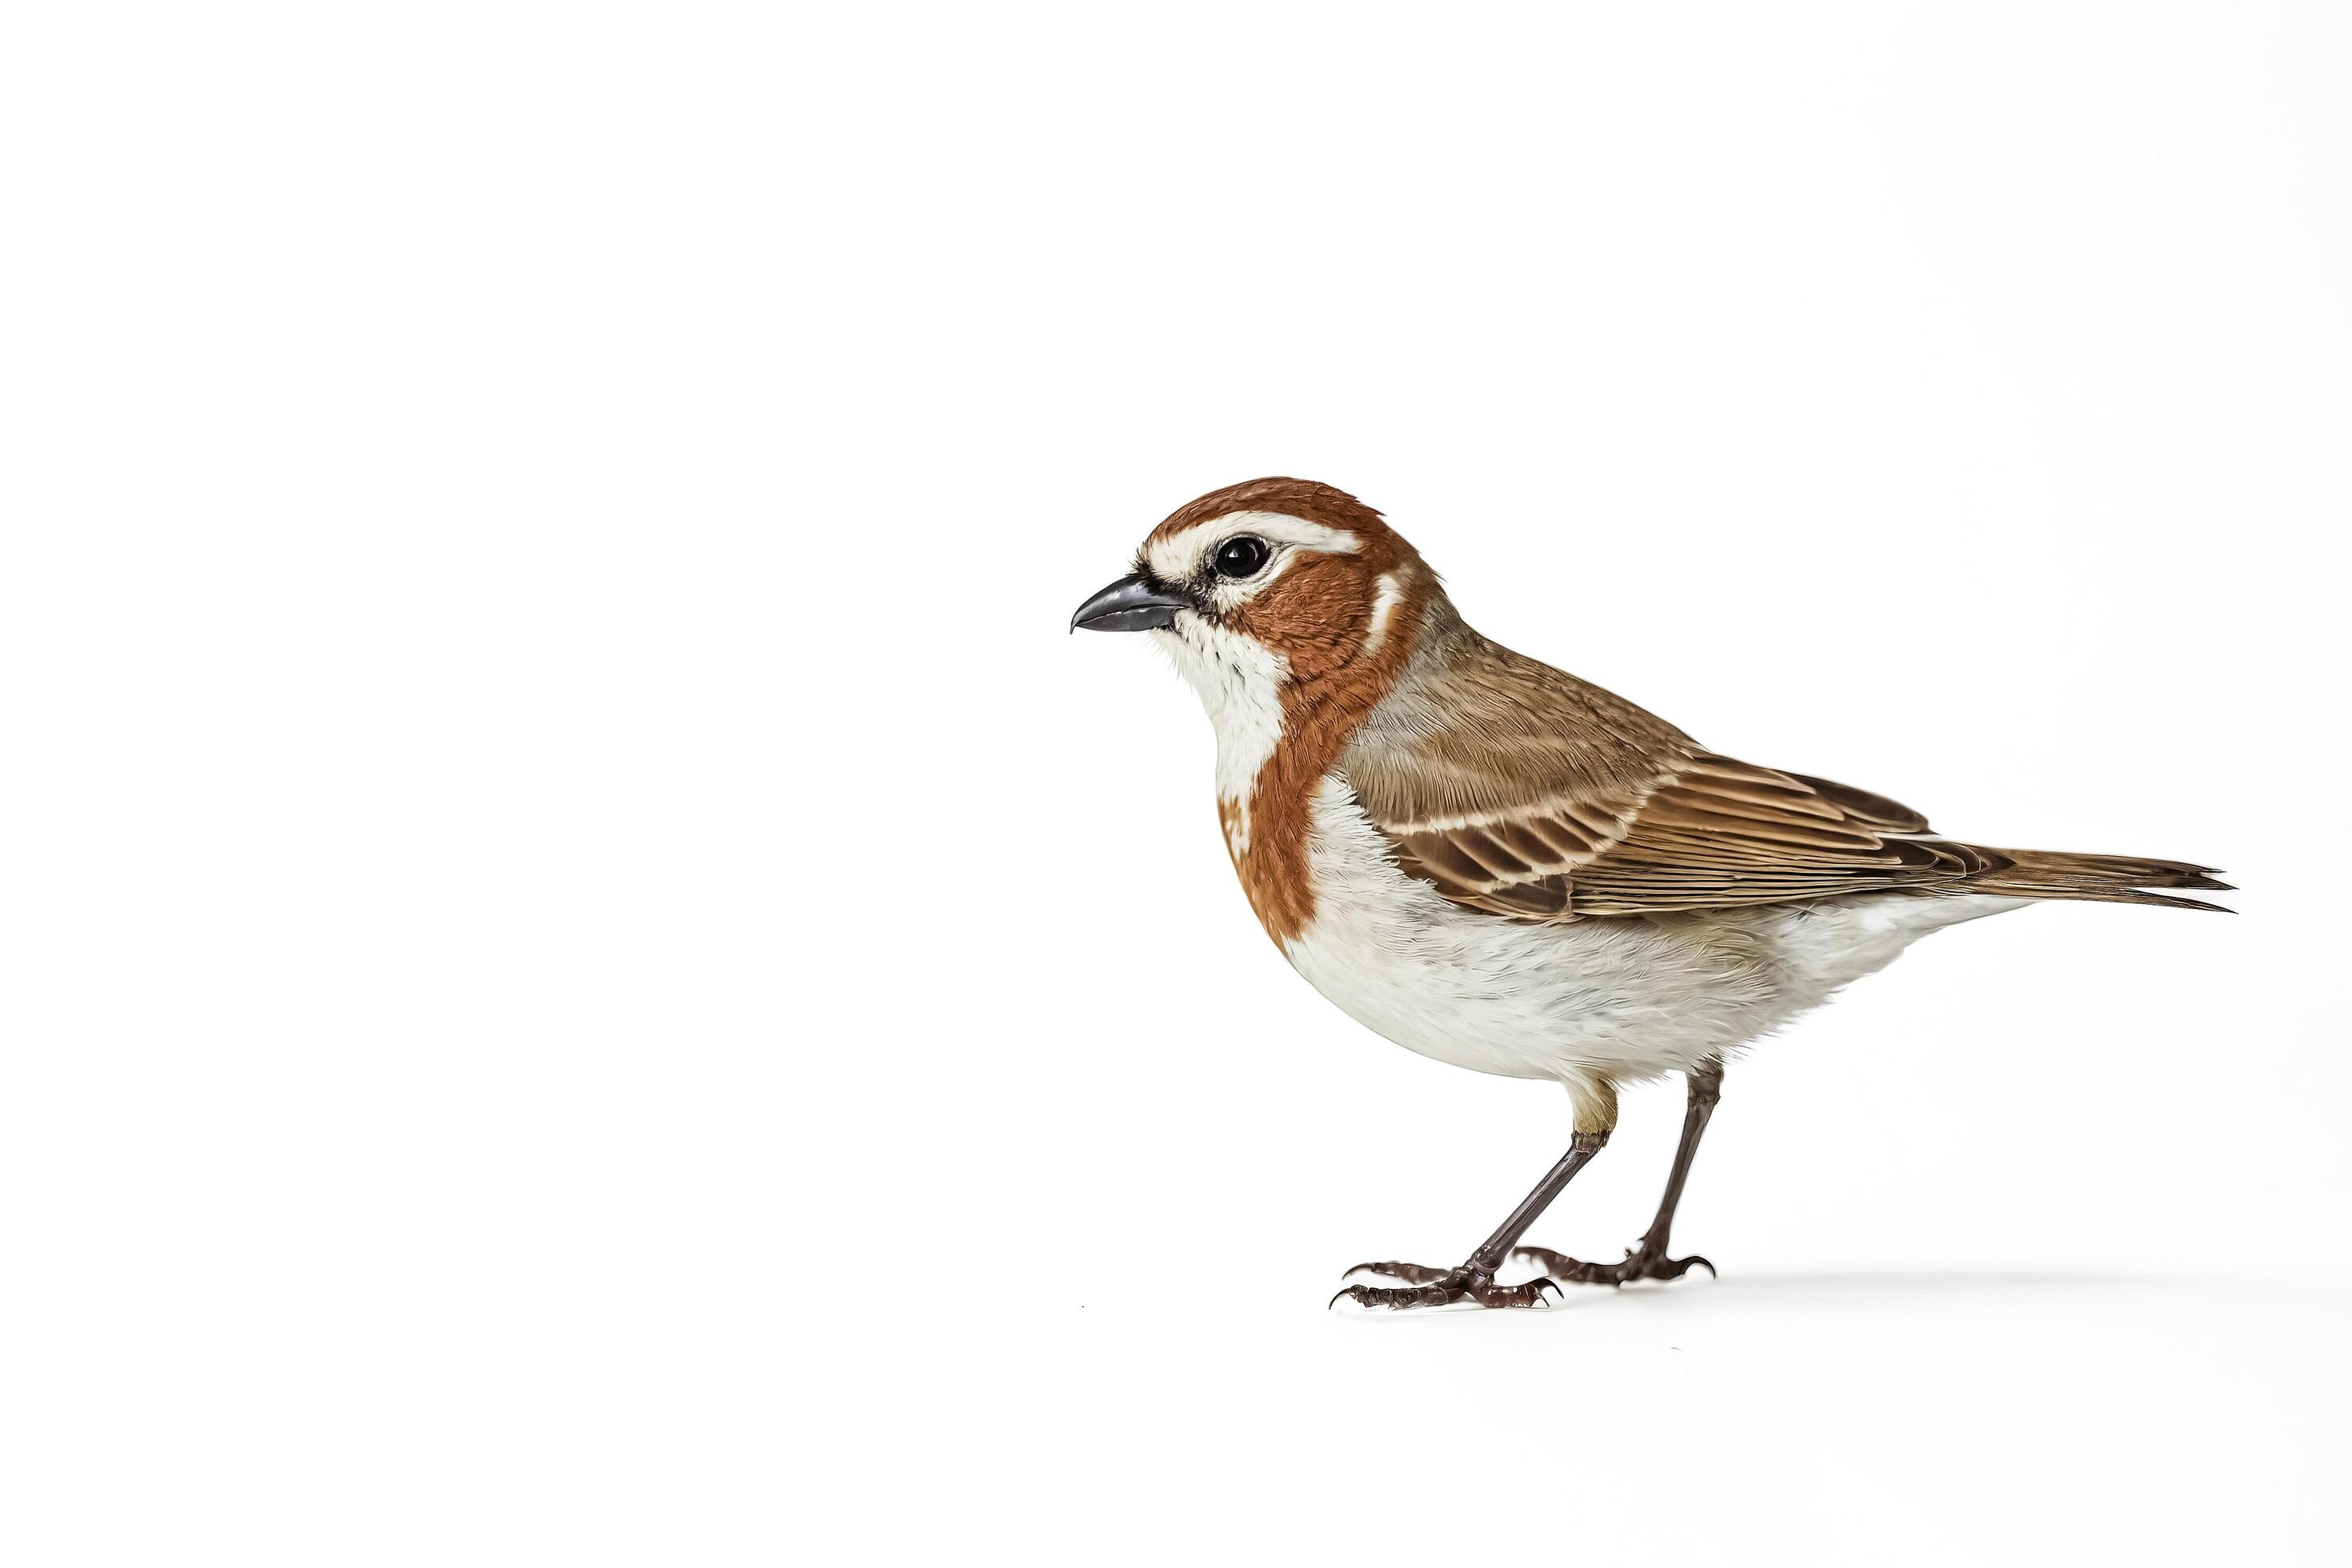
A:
[1154,617,1290,854]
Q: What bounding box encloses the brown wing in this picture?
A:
[1373,750,2003,920]
[1338,617,1998,920]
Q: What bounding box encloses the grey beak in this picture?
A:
[1070,573,1190,633]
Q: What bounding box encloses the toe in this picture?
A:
[1510,1245,1574,1273]
[1466,1278,1559,1309]
[1342,1260,1452,1285]
[1332,1279,1465,1310]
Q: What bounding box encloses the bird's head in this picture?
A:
[1070,478,1434,694]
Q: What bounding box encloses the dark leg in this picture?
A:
[1516,1062,1722,1287]
[1332,1130,1610,1310]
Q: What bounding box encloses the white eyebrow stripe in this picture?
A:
[1145,511,1362,583]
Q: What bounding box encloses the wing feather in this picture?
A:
[1337,619,1996,921]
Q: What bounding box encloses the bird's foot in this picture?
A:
[1330,1260,1560,1310]
[1511,1242,1714,1287]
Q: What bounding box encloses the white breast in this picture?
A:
[1282,774,2026,1096]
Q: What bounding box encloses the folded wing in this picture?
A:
[1342,626,2226,919]
[1377,751,2010,918]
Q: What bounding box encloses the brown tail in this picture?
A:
[1961,847,2234,913]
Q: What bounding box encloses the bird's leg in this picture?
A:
[1515,1062,1722,1287]
[1333,1129,1610,1310]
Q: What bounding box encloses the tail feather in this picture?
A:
[1961,846,2235,913]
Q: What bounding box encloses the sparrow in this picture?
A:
[1073,478,2230,1310]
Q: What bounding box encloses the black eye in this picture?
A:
[1213,536,1270,578]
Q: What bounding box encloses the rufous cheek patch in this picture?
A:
[1233,554,1374,682]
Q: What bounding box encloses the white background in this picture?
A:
[4,2,2347,1563]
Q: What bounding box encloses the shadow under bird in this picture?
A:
[1073,478,2230,1310]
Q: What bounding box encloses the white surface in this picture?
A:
[4,2,2348,1564]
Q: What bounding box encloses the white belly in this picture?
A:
[1281,774,2025,1090]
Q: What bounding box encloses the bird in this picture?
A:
[1071,477,2230,1310]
